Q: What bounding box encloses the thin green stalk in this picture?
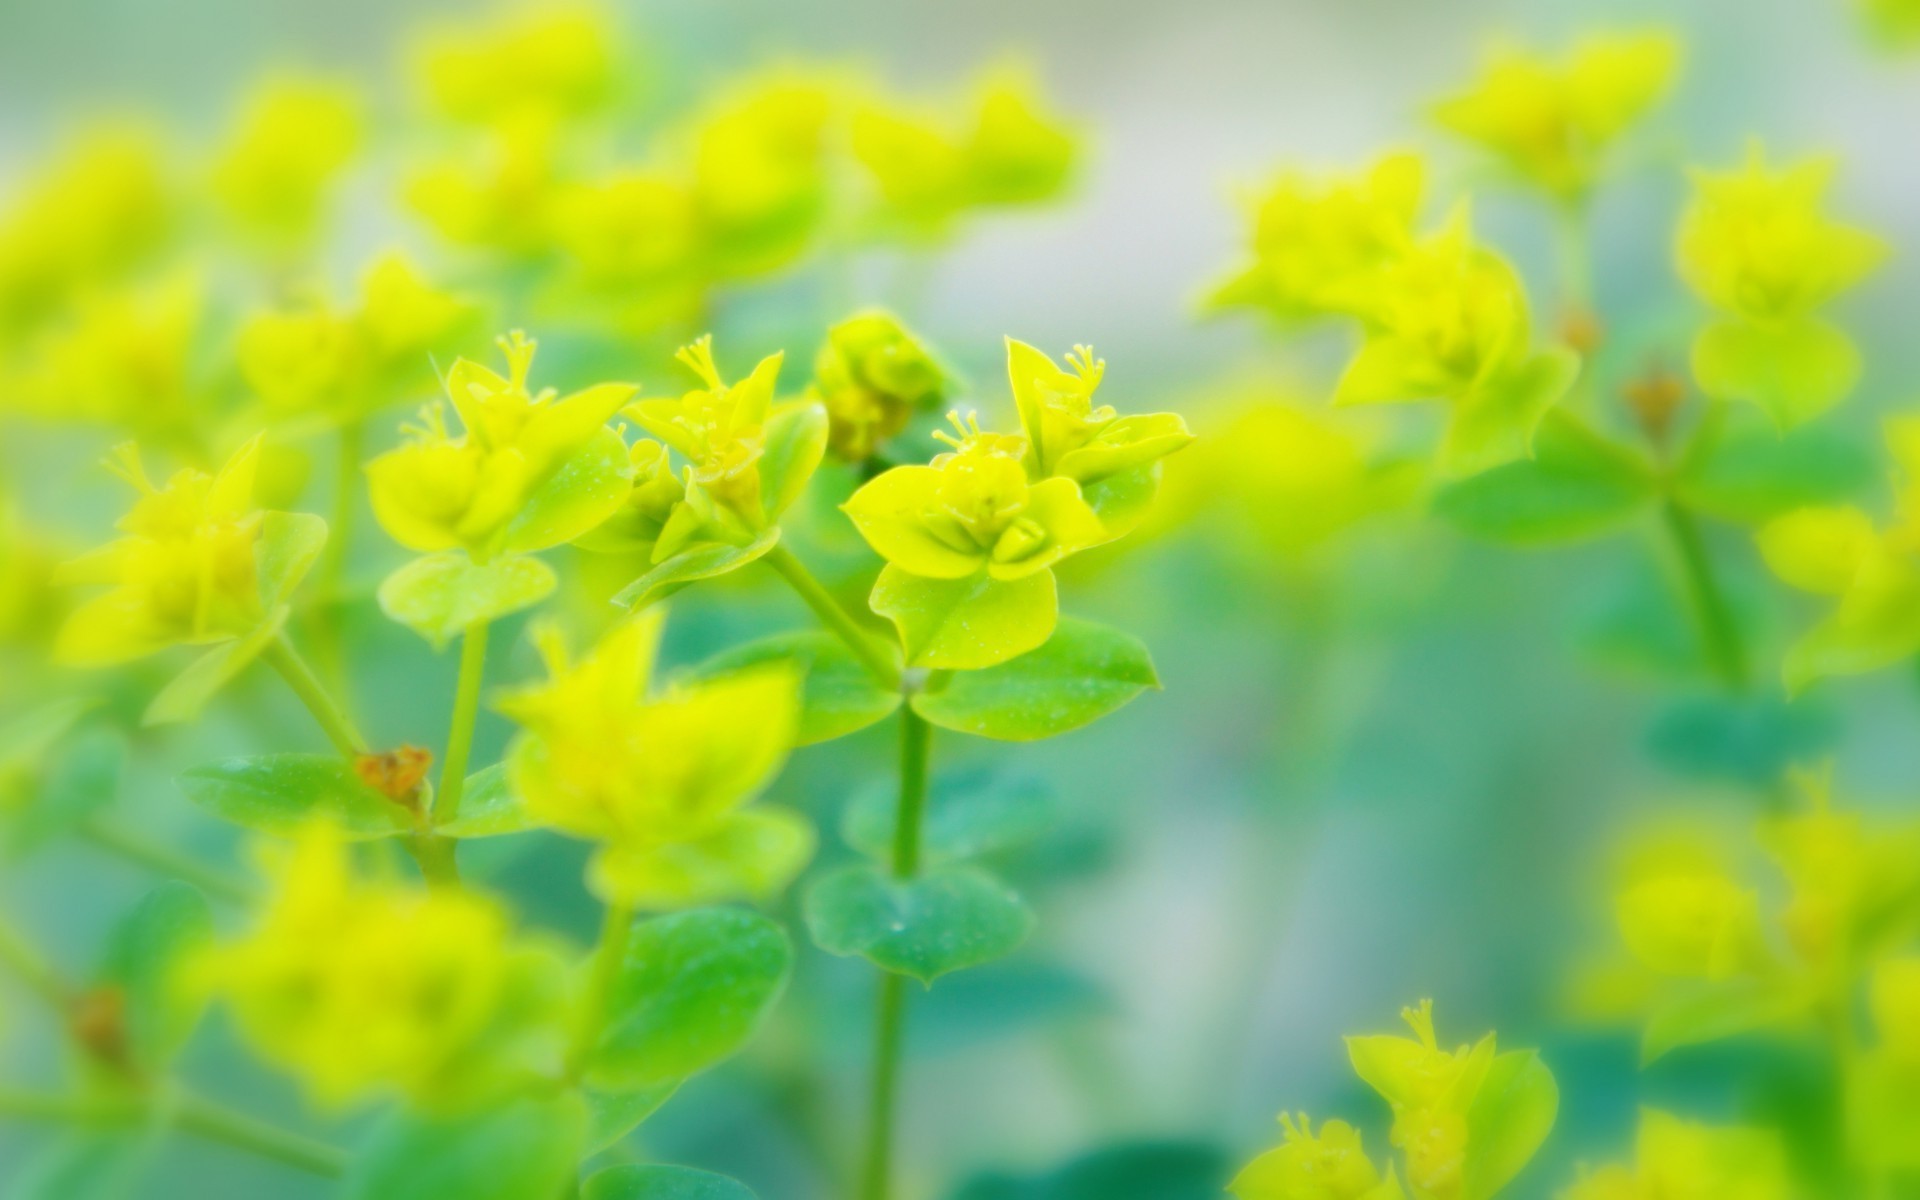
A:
[263,633,367,757]
[861,706,932,1200]
[0,915,66,1007]
[434,620,491,826]
[567,899,635,1080]
[80,817,254,905]
[1660,498,1750,691]
[0,1088,344,1178]
[763,544,901,689]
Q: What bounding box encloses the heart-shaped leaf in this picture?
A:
[870,566,1056,671]
[584,1165,758,1200]
[613,528,780,611]
[178,754,410,838]
[911,618,1158,741]
[589,907,793,1090]
[688,631,901,745]
[583,1083,679,1155]
[804,864,1035,983]
[379,553,557,647]
[1433,414,1654,545]
[842,768,1058,865]
[342,1094,586,1200]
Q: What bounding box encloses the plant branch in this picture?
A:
[433,619,491,827]
[1659,498,1750,691]
[263,633,367,757]
[763,544,901,689]
[80,816,254,905]
[567,898,635,1081]
[0,1088,345,1178]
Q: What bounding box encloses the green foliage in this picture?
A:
[1463,1049,1560,1198]
[1433,415,1653,544]
[612,528,781,610]
[950,1141,1230,1200]
[1675,421,1873,523]
[145,607,288,727]
[584,1165,759,1200]
[911,618,1159,741]
[432,764,535,838]
[588,907,793,1089]
[805,863,1036,983]
[870,566,1057,671]
[378,552,557,647]
[98,882,213,1072]
[177,754,412,837]
[1692,317,1861,430]
[341,1094,587,1200]
[843,769,1059,866]
[690,630,901,745]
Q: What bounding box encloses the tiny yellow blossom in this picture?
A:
[495,611,810,907]
[811,310,950,463]
[688,74,835,278]
[1007,339,1193,507]
[54,438,271,666]
[1232,1113,1404,1200]
[1434,33,1681,200]
[9,274,202,432]
[367,330,634,557]
[211,78,362,245]
[554,170,701,305]
[197,826,554,1108]
[1560,1110,1793,1200]
[1614,870,1763,980]
[408,114,564,257]
[414,4,616,126]
[1208,154,1425,323]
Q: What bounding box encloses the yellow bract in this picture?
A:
[414,4,615,127]
[495,611,811,907]
[6,273,202,433]
[367,330,634,556]
[1232,1113,1404,1200]
[1434,33,1680,201]
[54,438,267,666]
[690,74,836,278]
[211,78,362,245]
[625,335,790,538]
[1559,1111,1793,1200]
[1007,339,1194,490]
[1208,153,1425,323]
[196,827,549,1109]
[1347,1000,1498,1198]
[812,310,949,463]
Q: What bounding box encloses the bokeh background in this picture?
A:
[4,0,1920,1196]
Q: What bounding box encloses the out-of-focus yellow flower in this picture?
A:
[1678,145,1886,428]
[1758,417,1920,690]
[495,610,810,907]
[408,115,563,257]
[1560,1110,1793,1200]
[7,274,202,433]
[367,330,634,557]
[211,78,363,246]
[1231,1113,1404,1200]
[414,4,616,127]
[1871,958,1920,1062]
[1860,0,1920,46]
[238,304,359,417]
[1434,33,1680,201]
[554,170,700,310]
[852,69,1077,235]
[1615,870,1763,980]
[0,128,173,337]
[54,438,273,666]
[811,310,949,463]
[574,439,686,557]
[1336,209,1578,477]
[1207,154,1425,323]
[197,826,555,1109]
[1859,956,1920,1171]
[688,74,835,278]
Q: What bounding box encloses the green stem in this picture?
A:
[263,634,367,757]
[0,1089,344,1178]
[763,544,901,689]
[80,817,254,905]
[1660,498,1750,691]
[567,899,635,1080]
[0,915,66,1007]
[861,706,932,1200]
[434,620,491,826]
[408,833,461,889]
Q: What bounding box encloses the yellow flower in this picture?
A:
[237,303,359,416]
[1337,209,1578,476]
[812,310,950,462]
[367,330,634,557]
[1615,870,1763,980]
[211,78,362,245]
[1434,33,1680,200]
[1560,1111,1793,1200]
[7,274,201,433]
[1007,339,1194,498]
[1232,1113,1404,1200]
[495,611,811,907]
[574,439,687,557]
[1870,958,1920,1062]
[554,170,701,305]
[197,826,554,1109]
[1208,154,1426,323]
[1860,0,1920,46]
[1758,417,1920,689]
[356,252,474,378]
[688,73,836,278]
[408,115,564,256]
[1757,768,1920,967]
[413,4,616,127]
[852,69,1077,235]
[54,438,270,666]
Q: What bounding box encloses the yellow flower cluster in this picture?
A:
[495,610,808,908]
[1560,1111,1793,1200]
[844,339,1191,668]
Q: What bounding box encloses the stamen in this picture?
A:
[102,442,156,493]
[498,329,539,391]
[676,334,723,390]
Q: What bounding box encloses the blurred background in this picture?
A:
[4,0,1920,1197]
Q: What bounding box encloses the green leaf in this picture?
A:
[584,1165,758,1200]
[99,882,212,1071]
[842,768,1059,865]
[177,754,410,838]
[256,510,329,605]
[1438,347,1580,480]
[10,1131,157,1200]
[688,631,901,746]
[1676,420,1873,524]
[911,617,1158,740]
[760,402,829,522]
[1641,980,1814,1065]
[1433,414,1653,545]
[1077,463,1161,542]
[378,552,557,648]
[612,528,780,611]
[589,907,793,1090]
[143,606,289,727]
[951,1141,1229,1200]
[7,728,121,856]
[583,1084,679,1155]
[0,697,97,777]
[504,426,634,554]
[342,1094,586,1200]
[804,864,1035,983]
[1463,1049,1558,1199]
[1693,316,1861,430]
[435,764,535,838]
[869,565,1056,671]
[1644,695,1839,790]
